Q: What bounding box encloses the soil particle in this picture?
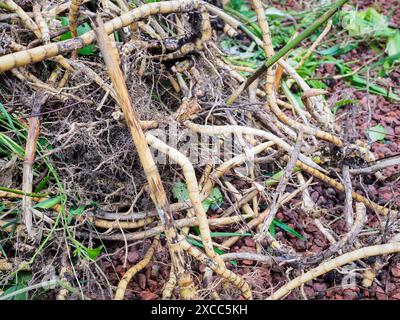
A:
[139,291,158,300]
[244,237,256,247]
[127,251,140,264]
[375,286,387,300]
[138,273,147,290]
[391,264,400,278]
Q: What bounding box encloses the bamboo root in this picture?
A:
[32,3,50,43]
[114,235,160,300]
[146,134,225,267]
[180,237,252,299]
[184,121,325,172]
[69,0,84,58]
[267,242,400,300]
[294,160,394,216]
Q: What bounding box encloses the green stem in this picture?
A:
[0,186,50,198]
[227,0,349,105]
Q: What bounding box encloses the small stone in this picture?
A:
[310,245,323,253]
[115,265,126,276]
[199,264,207,273]
[127,251,139,264]
[151,264,160,278]
[242,260,254,266]
[139,291,158,300]
[138,273,146,290]
[391,265,400,278]
[380,191,393,202]
[376,286,387,300]
[148,279,158,291]
[343,289,358,300]
[324,63,335,74]
[304,286,315,297]
[314,283,327,292]
[392,293,400,300]
[244,237,256,247]
[276,212,284,220]
[305,223,318,233]
[314,237,326,248]
[240,246,257,254]
[294,239,306,251]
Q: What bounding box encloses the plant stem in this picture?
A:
[227,0,349,105]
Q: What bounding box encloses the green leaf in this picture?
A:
[73,241,103,261]
[229,259,238,267]
[186,237,237,266]
[367,124,387,142]
[0,219,19,232]
[172,182,224,212]
[172,182,190,202]
[0,133,25,157]
[32,196,62,209]
[1,284,26,300]
[84,245,103,260]
[387,31,400,57]
[69,205,86,216]
[332,99,359,114]
[68,205,86,223]
[341,8,393,38]
[0,103,20,143]
[265,8,294,20]
[205,188,224,211]
[265,167,301,186]
[272,219,304,240]
[319,43,358,56]
[269,223,276,238]
[1,272,32,300]
[34,175,49,193]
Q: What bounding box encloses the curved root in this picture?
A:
[268,242,400,300]
[180,237,252,300]
[114,235,160,300]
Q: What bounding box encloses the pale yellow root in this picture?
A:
[162,269,177,299]
[296,19,333,69]
[222,180,313,249]
[201,141,275,197]
[91,216,154,230]
[68,0,84,58]
[4,0,42,38]
[32,3,50,43]
[184,121,323,172]
[114,235,160,300]
[0,191,153,230]
[251,0,340,146]
[69,0,83,38]
[146,134,225,268]
[279,59,334,127]
[267,242,400,300]
[180,237,252,300]
[294,160,394,216]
